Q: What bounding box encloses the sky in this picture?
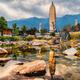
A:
[0,0,80,20]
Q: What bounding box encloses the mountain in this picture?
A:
[8,14,80,31]
[8,17,49,31]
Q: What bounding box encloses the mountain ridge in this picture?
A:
[8,14,80,31]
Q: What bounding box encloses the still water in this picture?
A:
[8,46,80,67]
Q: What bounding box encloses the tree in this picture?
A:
[50,32,55,36]
[12,23,19,36]
[27,27,37,35]
[15,27,19,36]
[40,28,47,35]
[72,26,75,32]
[21,25,27,35]
[75,25,79,31]
[0,16,8,36]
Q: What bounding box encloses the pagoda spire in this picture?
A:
[49,0,56,32]
[51,0,55,6]
[52,1,53,5]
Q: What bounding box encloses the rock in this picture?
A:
[55,64,68,76]
[63,48,78,56]
[16,60,46,75]
[0,60,22,79]
[1,75,44,80]
[0,58,12,63]
[0,60,46,79]
[55,64,80,80]
[63,66,80,80]
[19,45,28,52]
[0,60,46,80]
[5,47,12,54]
[0,47,8,54]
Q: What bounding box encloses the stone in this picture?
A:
[16,60,46,75]
[0,47,8,54]
[0,60,22,79]
[55,64,68,76]
[5,47,12,54]
[63,48,77,56]
[0,60,46,79]
[0,58,12,62]
[1,75,44,80]
[0,60,46,80]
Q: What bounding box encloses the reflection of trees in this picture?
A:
[49,50,56,79]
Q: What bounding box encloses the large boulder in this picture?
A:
[5,47,12,54]
[0,47,8,54]
[0,60,22,79]
[1,75,44,80]
[16,60,46,75]
[55,64,68,76]
[63,48,78,56]
[0,58,12,63]
[0,60,46,79]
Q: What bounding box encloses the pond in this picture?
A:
[1,45,80,67]
[0,44,80,80]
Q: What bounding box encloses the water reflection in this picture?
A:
[0,45,80,67]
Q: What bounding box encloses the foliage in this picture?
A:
[0,16,8,36]
[50,32,55,36]
[13,23,17,29]
[72,26,75,32]
[15,27,19,36]
[70,32,80,39]
[0,36,21,41]
[21,25,27,35]
[12,23,19,36]
[24,35,35,41]
[26,48,37,53]
[11,36,21,41]
[27,27,37,35]
[36,36,43,40]
[41,46,48,52]
[40,28,47,35]
[19,44,37,53]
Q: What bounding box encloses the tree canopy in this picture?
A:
[0,16,8,36]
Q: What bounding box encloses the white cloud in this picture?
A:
[0,0,80,20]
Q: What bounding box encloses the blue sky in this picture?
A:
[0,0,80,20]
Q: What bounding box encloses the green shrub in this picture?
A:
[70,32,80,39]
[50,32,55,36]
[36,36,43,40]
[11,36,22,41]
[0,36,22,41]
[24,36,35,41]
[41,46,48,52]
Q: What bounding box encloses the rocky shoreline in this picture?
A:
[0,60,80,80]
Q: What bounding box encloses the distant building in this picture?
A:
[75,18,79,31]
[75,18,78,26]
[3,29,12,36]
[39,23,42,33]
[60,30,71,41]
[49,2,56,32]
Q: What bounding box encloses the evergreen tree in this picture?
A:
[0,16,8,36]
[27,27,37,35]
[40,28,47,35]
[21,25,27,35]
[12,23,19,36]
